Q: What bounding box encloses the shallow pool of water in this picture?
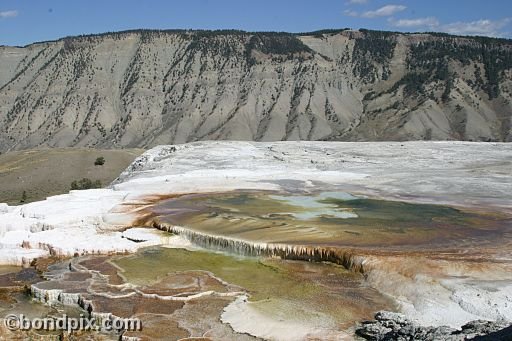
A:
[151,191,509,249]
[113,246,394,328]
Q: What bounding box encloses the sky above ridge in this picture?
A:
[1,0,511,46]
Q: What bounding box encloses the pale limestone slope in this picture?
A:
[0,141,510,330]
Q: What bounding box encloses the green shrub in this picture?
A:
[20,191,27,203]
[71,178,102,190]
[94,156,105,166]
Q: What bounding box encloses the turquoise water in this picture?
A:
[270,192,359,220]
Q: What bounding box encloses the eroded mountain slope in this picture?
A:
[0,29,511,151]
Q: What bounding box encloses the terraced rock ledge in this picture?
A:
[0,141,510,339]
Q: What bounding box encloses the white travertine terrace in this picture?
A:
[0,141,511,332]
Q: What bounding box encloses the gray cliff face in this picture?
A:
[0,29,511,151]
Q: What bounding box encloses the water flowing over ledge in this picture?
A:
[1,141,511,266]
[144,218,512,329]
[152,222,369,273]
[0,141,510,337]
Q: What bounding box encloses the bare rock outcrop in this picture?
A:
[356,311,512,340]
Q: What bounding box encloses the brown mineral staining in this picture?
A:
[78,256,125,285]
[123,315,189,340]
[32,256,69,273]
[24,250,254,339]
[5,190,511,339]
[90,295,184,317]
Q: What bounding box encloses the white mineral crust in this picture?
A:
[0,141,511,331]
